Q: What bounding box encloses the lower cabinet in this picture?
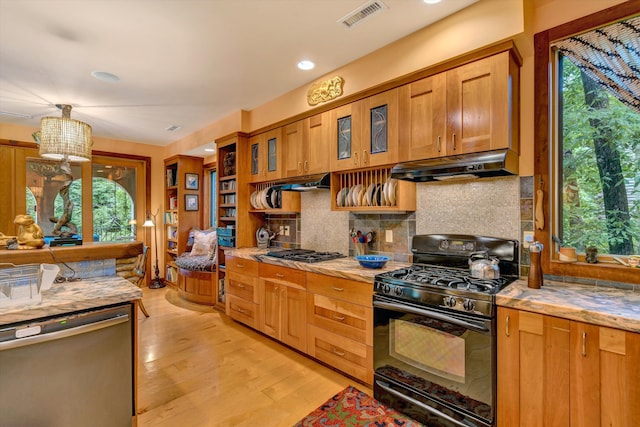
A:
[225,256,259,329]
[225,258,375,384]
[497,307,640,427]
[306,272,373,384]
[258,263,307,352]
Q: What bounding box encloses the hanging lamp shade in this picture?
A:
[39,104,93,162]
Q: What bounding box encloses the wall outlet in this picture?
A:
[385,229,393,243]
[279,225,284,235]
[523,231,535,248]
[284,226,290,236]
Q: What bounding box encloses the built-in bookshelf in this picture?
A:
[163,155,203,286]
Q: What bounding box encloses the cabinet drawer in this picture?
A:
[307,325,373,385]
[260,263,306,289]
[226,294,258,329]
[227,256,259,276]
[307,293,372,345]
[306,272,372,306]
[226,276,257,303]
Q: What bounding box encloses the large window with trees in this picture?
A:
[535,2,639,283]
[555,47,639,256]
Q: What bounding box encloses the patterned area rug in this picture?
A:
[293,386,424,427]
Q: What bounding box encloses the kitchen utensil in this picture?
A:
[528,242,544,288]
[468,251,500,279]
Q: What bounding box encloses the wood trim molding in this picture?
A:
[533,1,640,284]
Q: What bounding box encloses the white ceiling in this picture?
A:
[0,0,477,153]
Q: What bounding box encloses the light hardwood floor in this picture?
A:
[136,287,371,426]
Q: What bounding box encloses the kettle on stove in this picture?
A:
[256,226,270,249]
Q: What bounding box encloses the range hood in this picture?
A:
[278,173,331,191]
[391,149,518,182]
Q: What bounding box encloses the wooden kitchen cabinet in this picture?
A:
[399,50,520,162]
[306,272,374,384]
[282,111,330,178]
[248,128,282,183]
[330,89,399,172]
[225,256,260,329]
[258,263,307,352]
[497,307,640,427]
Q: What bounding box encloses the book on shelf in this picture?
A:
[169,196,178,210]
[164,212,178,224]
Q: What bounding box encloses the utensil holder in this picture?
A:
[355,242,366,256]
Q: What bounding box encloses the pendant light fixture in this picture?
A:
[38,104,93,162]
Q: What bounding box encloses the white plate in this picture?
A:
[380,182,388,206]
[260,189,269,209]
[388,179,397,205]
[352,184,362,206]
[364,183,375,206]
[250,191,258,209]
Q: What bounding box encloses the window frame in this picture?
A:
[534,1,640,284]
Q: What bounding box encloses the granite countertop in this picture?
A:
[497,279,640,333]
[0,276,142,325]
[225,247,411,283]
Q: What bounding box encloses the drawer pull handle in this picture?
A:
[236,308,245,314]
[332,287,344,292]
[582,331,587,357]
[505,315,510,337]
[236,264,244,268]
[275,273,285,278]
[236,283,245,288]
[332,348,345,357]
[333,314,345,321]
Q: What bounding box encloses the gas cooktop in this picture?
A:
[377,264,514,294]
[264,249,346,263]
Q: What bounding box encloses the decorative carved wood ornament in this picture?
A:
[307,76,344,106]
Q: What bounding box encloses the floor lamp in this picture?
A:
[142,209,165,289]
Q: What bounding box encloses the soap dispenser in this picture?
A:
[528,241,544,289]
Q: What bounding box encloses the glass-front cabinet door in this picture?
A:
[249,128,281,183]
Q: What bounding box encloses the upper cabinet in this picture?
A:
[399,50,520,162]
[330,89,399,172]
[282,112,330,178]
[248,128,282,183]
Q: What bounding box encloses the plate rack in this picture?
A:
[249,182,301,213]
[331,167,415,212]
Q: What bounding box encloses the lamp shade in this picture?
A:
[142,218,155,227]
[38,105,92,162]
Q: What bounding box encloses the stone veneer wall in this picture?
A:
[266,177,531,275]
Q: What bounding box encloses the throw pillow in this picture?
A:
[190,229,216,257]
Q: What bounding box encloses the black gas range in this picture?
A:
[373,234,519,427]
[264,249,345,263]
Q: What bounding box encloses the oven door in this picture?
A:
[373,294,495,427]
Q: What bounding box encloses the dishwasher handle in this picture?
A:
[0,314,129,351]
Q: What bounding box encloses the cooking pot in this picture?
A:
[468,251,500,279]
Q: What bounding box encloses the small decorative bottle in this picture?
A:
[528,242,544,289]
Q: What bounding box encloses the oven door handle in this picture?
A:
[375,380,479,427]
[373,299,490,334]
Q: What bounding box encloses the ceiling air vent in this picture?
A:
[338,0,388,29]
[165,125,182,132]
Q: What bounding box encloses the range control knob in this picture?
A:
[443,296,457,308]
[462,299,476,312]
[393,286,404,297]
[382,284,391,294]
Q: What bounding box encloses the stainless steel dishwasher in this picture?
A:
[0,304,134,427]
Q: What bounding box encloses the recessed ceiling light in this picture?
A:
[91,71,120,82]
[204,148,215,152]
[297,60,315,71]
[423,0,442,4]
